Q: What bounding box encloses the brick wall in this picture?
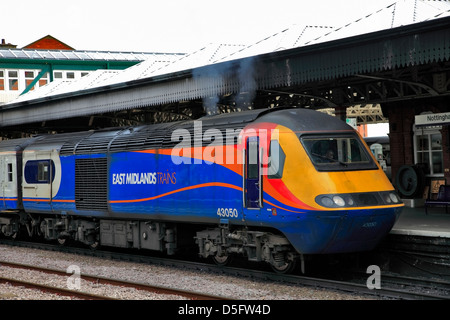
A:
[387,103,415,185]
[384,97,450,187]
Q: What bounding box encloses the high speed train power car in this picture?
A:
[0,108,403,273]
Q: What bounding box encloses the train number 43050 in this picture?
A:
[217,208,239,218]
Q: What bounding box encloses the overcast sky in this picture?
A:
[2,0,396,53]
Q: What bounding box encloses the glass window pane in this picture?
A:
[8,163,13,182]
[422,152,430,174]
[268,140,286,179]
[76,52,90,59]
[9,79,18,90]
[14,51,28,58]
[431,134,442,150]
[51,52,65,59]
[416,135,429,151]
[247,140,259,179]
[25,79,34,91]
[432,151,443,174]
[29,51,43,59]
[63,52,78,59]
[8,71,18,78]
[302,135,374,171]
[1,51,15,58]
[416,151,428,165]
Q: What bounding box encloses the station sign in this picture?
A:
[415,112,450,127]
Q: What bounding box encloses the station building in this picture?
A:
[0,35,184,105]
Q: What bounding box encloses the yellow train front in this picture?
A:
[241,108,403,258]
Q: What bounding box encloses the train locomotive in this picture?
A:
[0,108,403,273]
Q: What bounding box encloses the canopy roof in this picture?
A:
[2,1,450,131]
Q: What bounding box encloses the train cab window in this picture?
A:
[301,135,377,171]
[268,140,286,179]
[24,160,55,184]
[247,140,259,179]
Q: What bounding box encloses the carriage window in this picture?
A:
[7,163,13,182]
[38,162,49,182]
[301,135,377,171]
[24,160,55,184]
[268,140,286,179]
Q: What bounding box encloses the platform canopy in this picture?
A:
[1,1,450,133]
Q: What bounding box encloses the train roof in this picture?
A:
[256,108,353,133]
[0,136,42,152]
[18,108,354,155]
[364,136,389,145]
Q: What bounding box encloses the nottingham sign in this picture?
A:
[415,112,450,127]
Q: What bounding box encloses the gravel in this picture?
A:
[0,244,375,300]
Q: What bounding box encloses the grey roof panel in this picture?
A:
[0,48,184,62]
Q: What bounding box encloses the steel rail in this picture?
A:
[0,276,116,300]
[0,260,230,300]
[1,239,448,300]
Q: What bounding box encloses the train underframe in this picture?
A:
[0,211,299,273]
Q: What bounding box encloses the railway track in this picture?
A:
[0,275,115,300]
[0,238,448,300]
[0,259,230,300]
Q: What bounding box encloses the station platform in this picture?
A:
[390,204,450,238]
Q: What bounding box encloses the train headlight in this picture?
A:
[344,195,354,206]
[317,195,354,208]
[332,196,345,207]
[389,193,399,203]
[316,191,402,208]
[321,197,334,207]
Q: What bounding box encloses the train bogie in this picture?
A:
[196,226,297,273]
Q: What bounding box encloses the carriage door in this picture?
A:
[244,136,263,209]
[23,151,55,211]
[0,155,16,210]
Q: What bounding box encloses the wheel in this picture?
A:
[89,241,100,250]
[211,254,232,266]
[270,255,298,274]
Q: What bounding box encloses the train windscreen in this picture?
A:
[301,134,378,171]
